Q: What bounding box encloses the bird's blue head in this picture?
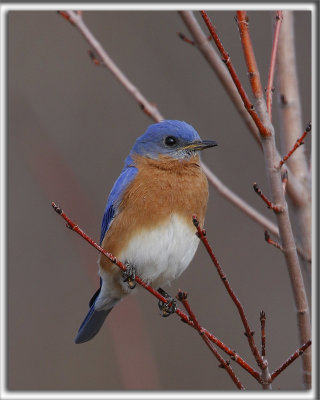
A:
[130,120,217,160]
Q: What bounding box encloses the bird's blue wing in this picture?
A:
[100,157,138,244]
[75,157,138,344]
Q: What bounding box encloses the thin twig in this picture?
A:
[236,11,265,103]
[192,216,266,371]
[278,123,311,168]
[266,11,283,120]
[260,311,266,357]
[177,290,245,390]
[253,183,283,213]
[264,230,284,252]
[271,340,312,381]
[200,10,271,138]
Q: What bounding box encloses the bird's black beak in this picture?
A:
[184,140,218,151]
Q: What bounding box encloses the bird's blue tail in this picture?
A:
[74,303,113,344]
[75,283,114,344]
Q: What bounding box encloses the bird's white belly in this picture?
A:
[120,213,199,288]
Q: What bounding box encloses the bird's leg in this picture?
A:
[122,263,136,289]
[157,287,177,317]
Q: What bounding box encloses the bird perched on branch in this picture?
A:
[75,120,217,343]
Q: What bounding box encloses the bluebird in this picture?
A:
[75,120,217,343]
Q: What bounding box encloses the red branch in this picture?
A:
[266,11,283,120]
[260,311,266,358]
[236,11,264,101]
[253,183,283,213]
[192,216,266,371]
[278,123,311,168]
[178,290,245,390]
[264,230,283,252]
[199,10,271,138]
[271,340,312,381]
[51,202,260,381]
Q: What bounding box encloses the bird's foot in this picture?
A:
[157,287,177,317]
[122,263,136,289]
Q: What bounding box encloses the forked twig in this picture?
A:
[192,216,267,372]
[177,290,245,390]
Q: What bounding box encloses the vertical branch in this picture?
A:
[266,11,283,120]
[260,311,266,358]
[236,11,267,125]
[235,10,311,388]
[276,10,312,265]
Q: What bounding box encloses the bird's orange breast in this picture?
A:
[100,154,209,287]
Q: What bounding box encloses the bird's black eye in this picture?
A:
[164,136,177,147]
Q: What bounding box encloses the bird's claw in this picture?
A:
[157,288,177,317]
[122,263,136,289]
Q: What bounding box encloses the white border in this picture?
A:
[0,3,316,11]
[0,3,317,400]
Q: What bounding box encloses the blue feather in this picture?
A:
[100,155,138,245]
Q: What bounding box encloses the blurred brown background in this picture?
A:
[7,10,311,392]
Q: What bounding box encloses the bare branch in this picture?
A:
[276,11,312,269]
[177,290,245,390]
[260,311,266,357]
[266,11,283,120]
[235,10,311,387]
[200,10,271,138]
[278,123,311,168]
[253,182,283,213]
[192,216,266,371]
[271,340,312,381]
